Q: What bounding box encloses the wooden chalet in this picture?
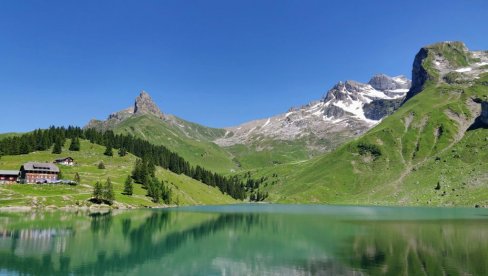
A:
[0,170,19,184]
[54,157,75,166]
[19,162,60,184]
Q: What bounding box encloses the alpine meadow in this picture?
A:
[1,1,488,275]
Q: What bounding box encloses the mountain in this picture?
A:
[215,74,411,169]
[215,75,411,152]
[86,74,411,171]
[86,92,238,173]
[254,41,488,206]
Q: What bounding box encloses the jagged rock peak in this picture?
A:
[368,74,411,91]
[134,91,164,119]
[404,41,476,102]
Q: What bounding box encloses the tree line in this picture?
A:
[0,126,246,200]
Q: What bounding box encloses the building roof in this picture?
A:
[22,162,60,173]
[0,170,19,176]
[54,157,74,162]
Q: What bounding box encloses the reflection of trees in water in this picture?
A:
[5,211,487,275]
[342,221,488,275]
[0,211,264,275]
[90,211,113,236]
[122,218,131,238]
[76,211,264,275]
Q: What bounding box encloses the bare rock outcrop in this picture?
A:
[134,91,164,119]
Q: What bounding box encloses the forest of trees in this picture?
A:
[0,126,247,200]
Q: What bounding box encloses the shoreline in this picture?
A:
[0,203,170,212]
[0,201,484,212]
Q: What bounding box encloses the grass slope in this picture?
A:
[252,71,488,206]
[112,114,354,172]
[113,115,239,173]
[0,140,236,208]
[224,133,354,170]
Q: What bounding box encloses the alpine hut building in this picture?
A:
[19,162,60,184]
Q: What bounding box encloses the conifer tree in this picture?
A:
[161,179,172,204]
[98,161,106,169]
[52,139,62,154]
[103,178,115,204]
[93,181,103,202]
[123,175,133,196]
[74,172,81,184]
[104,144,113,156]
[69,138,81,151]
[147,177,161,203]
[118,147,127,157]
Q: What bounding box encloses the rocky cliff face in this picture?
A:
[134,91,164,119]
[404,41,488,103]
[404,47,430,102]
[215,74,411,150]
[369,74,411,91]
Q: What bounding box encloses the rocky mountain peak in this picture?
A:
[404,41,487,103]
[134,91,164,119]
[368,74,411,91]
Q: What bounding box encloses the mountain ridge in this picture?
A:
[85,73,411,170]
[214,74,411,159]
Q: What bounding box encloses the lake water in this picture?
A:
[1,204,487,275]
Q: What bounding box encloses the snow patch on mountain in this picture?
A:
[215,74,411,148]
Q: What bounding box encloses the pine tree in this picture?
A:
[74,172,81,184]
[147,159,156,177]
[98,161,106,169]
[123,175,133,196]
[104,144,113,156]
[52,139,62,154]
[161,179,172,204]
[132,159,143,183]
[93,181,103,202]
[69,138,81,151]
[118,147,127,157]
[147,177,161,203]
[103,178,115,204]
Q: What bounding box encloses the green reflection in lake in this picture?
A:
[0,205,487,275]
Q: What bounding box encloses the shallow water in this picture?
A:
[1,204,487,275]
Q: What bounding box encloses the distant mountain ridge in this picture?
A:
[215,74,410,152]
[85,73,411,170]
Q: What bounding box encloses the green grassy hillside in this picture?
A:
[251,45,488,207]
[0,140,237,208]
[114,115,348,172]
[113,115,239,173]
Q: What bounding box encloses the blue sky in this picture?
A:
[1,0,487,132]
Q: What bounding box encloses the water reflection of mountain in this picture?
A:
[0,209,487,275]
[342,220,488,275]
[77,212,269,275]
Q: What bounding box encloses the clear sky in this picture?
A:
[1,0,487,133]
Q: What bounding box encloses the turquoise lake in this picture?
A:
[1,204,488,275]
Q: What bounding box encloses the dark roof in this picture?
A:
[22,162,60,173]
[0,170,19,176]
[54,157,74,162]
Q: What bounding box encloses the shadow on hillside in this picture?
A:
[467,117,488,131]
